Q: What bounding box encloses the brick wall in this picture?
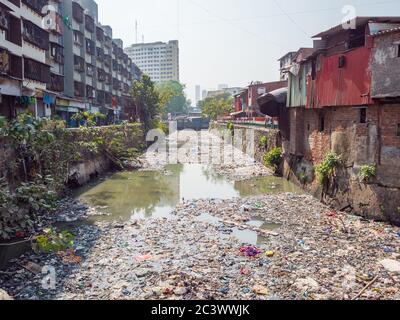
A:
[285,104,400,225]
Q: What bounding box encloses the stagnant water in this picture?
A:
[75,164,301,221]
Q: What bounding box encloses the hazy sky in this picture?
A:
[95,0,400,102]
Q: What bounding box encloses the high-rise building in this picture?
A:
[0,0,50,119]
[202,90,208,100]
[0,0,142,124]
[218,84,228,90]
[195,85,201,105]
[125,40,179,83]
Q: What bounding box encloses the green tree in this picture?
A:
[200,93,233,120]
[131,74,162,130]
[156,81,189,116]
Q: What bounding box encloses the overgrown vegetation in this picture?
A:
[227,121,234,136]
[263,147,283,171]
[131,74,163,131]
[359,164,377,182]
[259,136,269,149]
[315,152,342,185]
[156,80,191,116]
[0,114,144,241]
[33,228,75,253]
[71,111,106,127]
[200,93,233,120]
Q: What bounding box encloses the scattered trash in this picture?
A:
[294,278,320,292]
[240,246,262,258]
[58,250,82,265]
[135,255,152,262]
[380,259,400,273]
[265,251,275,258]
[0,131,399,301]
[252,285,268,296]
[20,262,42,274]
[240,267,250,275]
[0,289,12,301]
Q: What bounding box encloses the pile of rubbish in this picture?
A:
[1,194,399,300]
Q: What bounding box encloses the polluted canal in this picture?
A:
[1,131,399,300]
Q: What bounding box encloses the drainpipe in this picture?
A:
[34,97,38,119]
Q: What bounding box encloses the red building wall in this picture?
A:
[307,46,372,108]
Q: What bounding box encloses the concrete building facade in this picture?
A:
[0,0,142,125]
[0,0,50,119]
[125,40,179,83]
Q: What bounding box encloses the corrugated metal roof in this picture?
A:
[293,48,315,63]
[312,17,400,38]
[369,22,400,36]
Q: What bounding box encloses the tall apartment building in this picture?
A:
[62,0,137,123]
[0,0,51,119]
[125,40,179,83]
[0,0,142,124]
[195,85,200,106]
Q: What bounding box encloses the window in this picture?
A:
[311,59,317,80]
[360,108,367,124]
[9,54,22,78]
[86,64,95,77]
[49,72,64,92]
[22,0,47,16]
[73,30,83,46]
[74,81,84,97]
[23,19,49,50]
[338,55,346,68]
[24,57,50,83]
[86,39,95,55]
[50,42,64,64]
[397,124,400,137]
[85,15,94,33]
[319,115,325,132]
[8,0,21,7]
[397,45,400,58]
[5,15,21,46]
[72,2,84,23]
[0,8,10,31]
[74,55,84,72]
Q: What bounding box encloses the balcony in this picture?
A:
[22,19,49,51]
[96,27,104,43]
[96,47,104,62]
[50,42,64,65]
[74,55,85,72]
[86,85,95,101]
[73,30,84,46]
[97,68,106,82]
[86,38,95,56]
[72,2,84,23]
[86,63,95,77]
[49,72,64,92]
[0,48,23,79]
[85,14,94,33]
[97,90,105,105]
[24,57,50,83]
[74,81,85,97]
[22,0,49,16]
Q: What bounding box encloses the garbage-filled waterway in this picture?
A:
[1,131,399,300]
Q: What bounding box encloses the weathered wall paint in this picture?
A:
[308,46,372,108]
[287,62,311,108]
[371,32,400,98]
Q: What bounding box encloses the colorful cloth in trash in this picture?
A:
[240,246,262,257]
